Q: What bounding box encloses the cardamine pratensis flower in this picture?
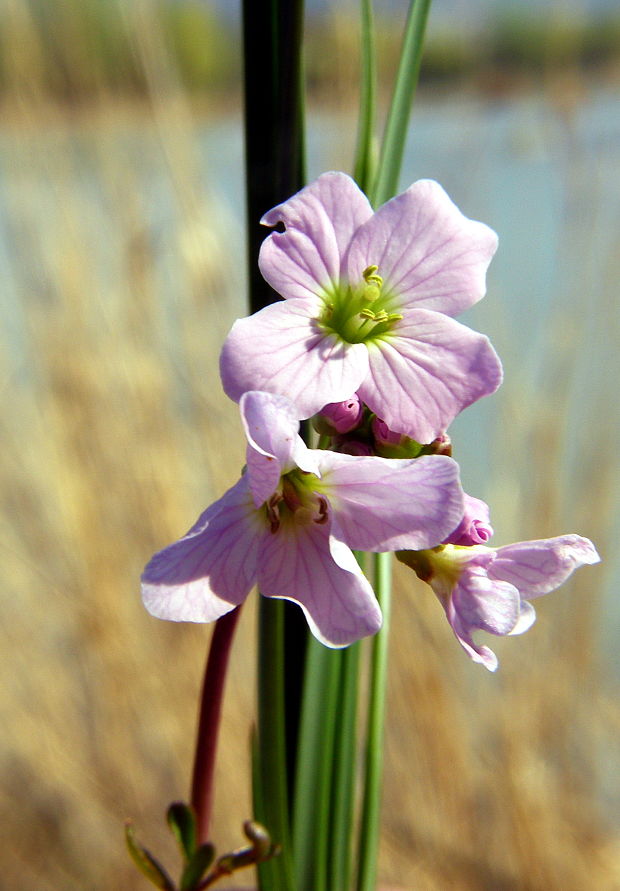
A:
[398,533,600,671]
[142,391,465,647]
[220,172,502,442]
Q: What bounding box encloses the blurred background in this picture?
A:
[1,0,619,888]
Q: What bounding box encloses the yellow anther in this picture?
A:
[362,264,383,288]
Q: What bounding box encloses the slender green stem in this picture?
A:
[356,551,392,891]
[329,640,361,891]
[256,599,296,890]
[371,0,432,207]
[292,638,342,891]
[353,0,377,193]
[191,607,242,845]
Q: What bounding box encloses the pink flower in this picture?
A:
[220,172,502,442]
[142,391,464,647]
[398,535,600,670]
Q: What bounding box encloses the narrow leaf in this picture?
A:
[125,822,175,891]
[329,640,362,890]
[356,552,392,891]
[292,637,342,891]
[353,0,378,193]
[180,843,216,891]
[371,0,432,207]
[167,802,197,863]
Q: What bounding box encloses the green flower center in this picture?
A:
[265,469,328,533]
[318,265,403,344]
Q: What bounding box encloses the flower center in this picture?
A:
[265,469,329,533]
[318,265,403,344]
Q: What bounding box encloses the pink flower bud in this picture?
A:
[335,439,374,456]
[372,416,403,446]
[444,494,493,546]
[318,394,363,434]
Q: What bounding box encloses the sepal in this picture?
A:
[205,820,280,883]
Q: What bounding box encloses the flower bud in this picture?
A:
[334,438,374,456]
[315,394,363,435]
[443,494,493,546]
[371,416,423,459]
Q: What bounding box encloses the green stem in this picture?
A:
[256,600,296,890]
[371,0,432,208]
[329,640,361,891]
[353,0,377,193]
[356,551,392,891]
[292,639,342,891]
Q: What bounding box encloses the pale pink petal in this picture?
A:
[240,391,318,506]
[141,477,265,622]
[359,309,503,442]
[257,518,382,647]
[345,179,498,316]
[489,534,601,599]
[508,601,537,636]
[220,298,369,418]
[316,452,464,551]
[259,172,373,299]
[446,597,499,672]
[453,569,521,636]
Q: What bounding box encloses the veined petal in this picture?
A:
[316,452,464,551]
[240,391,318,506]
[141,477,264,622]
[256,518,382,647]
[453,569,521,636]
[220,298,369,418]
[446,596,499,672]
[489,534,601,599]
[259,172,373,298]
[345,179,498,316]
[359,309,503,442]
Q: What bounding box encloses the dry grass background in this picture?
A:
[1,2,619,889]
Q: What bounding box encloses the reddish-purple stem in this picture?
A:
[191,606,242,845]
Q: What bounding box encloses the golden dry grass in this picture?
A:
[1,3,619,890]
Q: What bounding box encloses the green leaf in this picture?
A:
[292,637,342,891]
[180,842,216,890]
[329,639,362,891]
[167,802,197,863]
[255,599,296,891]
[356,552,392,891]
[371,0,433,207]
[125,822,176,891]
[353,0,378,194]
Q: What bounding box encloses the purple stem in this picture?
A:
[191,606,243,845]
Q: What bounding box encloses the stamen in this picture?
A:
[314,496,329,525]
[266,495,282,534]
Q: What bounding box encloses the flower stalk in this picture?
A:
[191,606,243,845]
